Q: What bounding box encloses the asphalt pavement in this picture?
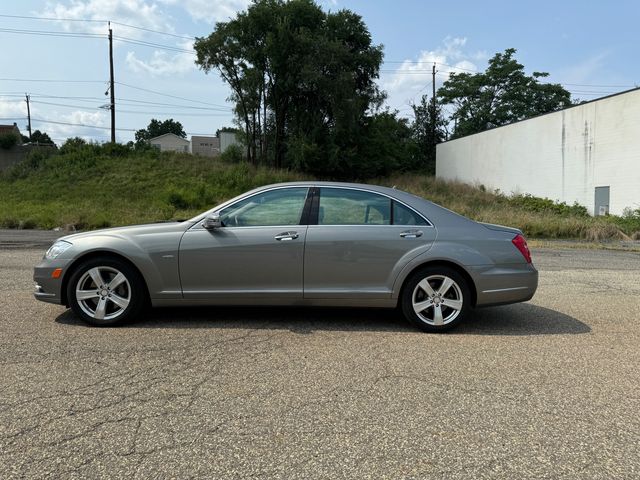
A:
[0,245,638,479]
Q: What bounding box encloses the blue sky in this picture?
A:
[1,0,638,144]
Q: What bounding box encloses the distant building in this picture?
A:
[190,135,220,157]
[148,130,242,158]
[0,123,23,145]
[149,133,189,153]
[436,88,640,216]
[219,130,241,154]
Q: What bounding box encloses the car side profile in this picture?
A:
[34,182,538,332]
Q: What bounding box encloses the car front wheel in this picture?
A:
[401,266,471,333]
[67,257,146,327]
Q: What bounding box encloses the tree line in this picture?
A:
[193,0,573,179]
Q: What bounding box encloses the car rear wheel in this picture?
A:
[67,257,146,327]
[401,266,470,333]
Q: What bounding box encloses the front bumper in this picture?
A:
[33,257,72,305]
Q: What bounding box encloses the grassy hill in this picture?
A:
[1,146,639,241]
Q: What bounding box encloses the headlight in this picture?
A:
[45,240,72,259]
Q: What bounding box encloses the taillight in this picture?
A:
[512,234,532,263]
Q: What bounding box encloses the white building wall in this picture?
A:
[150,134,189,153]
[219,131,240,153]
[190,135,220,157]
[436,89,640,215]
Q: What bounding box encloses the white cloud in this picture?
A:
[125,39,195,76]
[0,99,27,122]
[39,110,110,142]
[158,0,250,24]
[42,0,174,38]
[382,37,487,115]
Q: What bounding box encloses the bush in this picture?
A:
[101,142,133,157]
[6,148,53,179]
[59,137,88,154]
[0,132,19,150]
[508,194,589,217]
[219,144,245,163]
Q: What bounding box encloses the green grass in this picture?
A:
[0,147,305,230]
[1,146,639,241]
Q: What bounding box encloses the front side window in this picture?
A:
[318,188,391,225]
[219,187,309,227]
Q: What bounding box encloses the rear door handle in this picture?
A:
[275,231,299,241]
[400,230,423,238]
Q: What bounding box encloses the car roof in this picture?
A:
[260,181,412,197]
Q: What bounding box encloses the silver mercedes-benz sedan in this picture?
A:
[34,182,537,332]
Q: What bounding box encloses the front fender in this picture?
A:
[61,232,182,300]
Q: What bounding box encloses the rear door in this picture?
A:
[303,187,436,299]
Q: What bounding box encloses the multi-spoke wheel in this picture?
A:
[401,266,471,332]
[67,257,146,326]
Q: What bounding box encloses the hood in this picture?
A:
[59,221,192,243]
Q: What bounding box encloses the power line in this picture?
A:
[0,117,218,137]
[116,82,229,108]
[32,117,135,132]
[0,13,195,40]
[0,78,106,84]
[383,61,637,89]
[29,99,230,116]
[0,13,104,23]
[0,27,104,38]
[117,98,230,111]
[30,100,104,109]
[110,21,195,41]
[2,93,232,111]
[113,35,194,54]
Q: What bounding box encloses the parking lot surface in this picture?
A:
[1,246,639,479]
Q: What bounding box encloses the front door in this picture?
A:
[179,187,310,301]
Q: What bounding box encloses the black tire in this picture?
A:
[67,256,147,327]
[401,266,471,333]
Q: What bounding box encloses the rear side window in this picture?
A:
[318,188,391,225]
[393,201,429,226]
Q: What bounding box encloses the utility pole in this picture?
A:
[431,63,437,148]
[25,94,32,141]
[108,22,116,143]
[432,63,436,109]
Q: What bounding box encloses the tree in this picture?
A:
[438,48,572,138]
[216,126,240,137]
[411,94,449,174]
[194,0,384,175]
[30,130,54,145]
[135,119,186,145]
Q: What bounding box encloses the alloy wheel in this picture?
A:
[411,274,464,326]
[75,266,131,321]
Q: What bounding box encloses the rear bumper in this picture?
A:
[470,263,538,307]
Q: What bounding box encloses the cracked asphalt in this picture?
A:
[1,246,639,479]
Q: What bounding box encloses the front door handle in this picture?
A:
[275,231,299,241]
[400,230,423,238]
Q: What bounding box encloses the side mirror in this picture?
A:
[203,213,222,230]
